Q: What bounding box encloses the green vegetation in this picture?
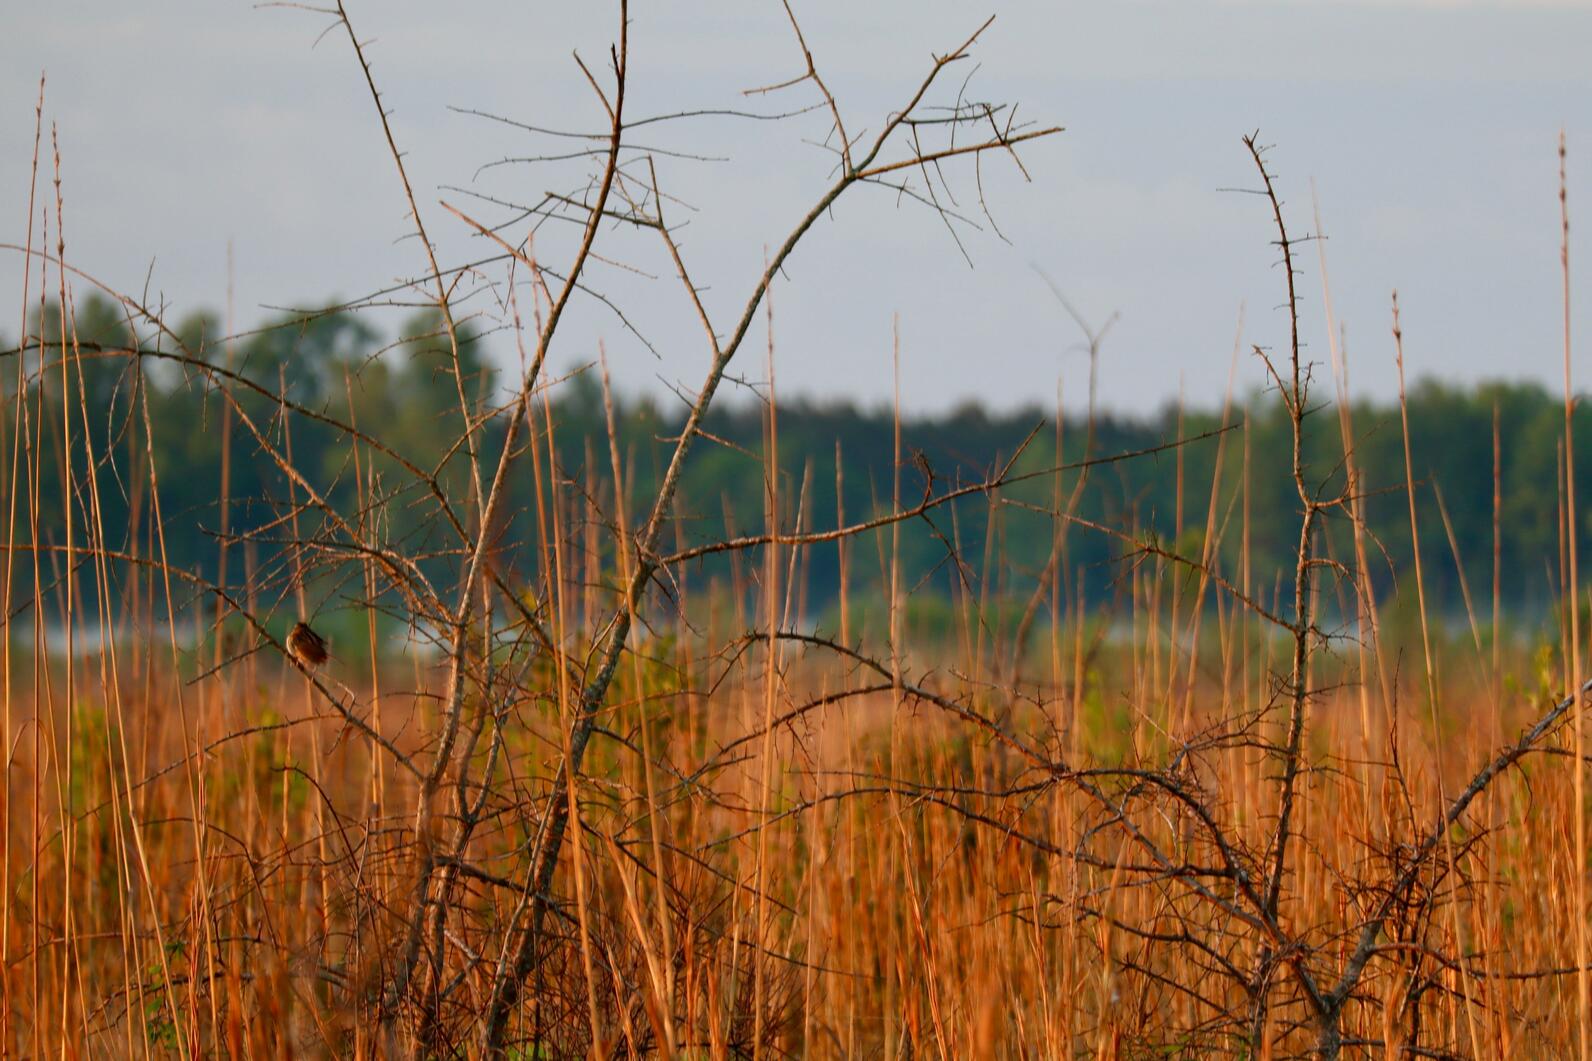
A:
[10,293,1586,632]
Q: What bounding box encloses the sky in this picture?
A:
[3,1,1592,415]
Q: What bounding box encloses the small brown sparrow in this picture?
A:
[286,621,329,669]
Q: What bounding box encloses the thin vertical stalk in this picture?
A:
[600,353,677,1052]
[1562,132,1588,1058]
[2,74,45,1048]
[752,287,780,1057]
[1392,295,1482,1056]
[1493,401,1503,741]
[542,386,604,1053]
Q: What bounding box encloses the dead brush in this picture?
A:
[4,6,1592,1059]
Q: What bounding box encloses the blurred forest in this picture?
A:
[7,293,1587,647]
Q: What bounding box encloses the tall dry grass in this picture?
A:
[2,570,1586,1056]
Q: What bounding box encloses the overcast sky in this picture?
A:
[4,2,1591,414]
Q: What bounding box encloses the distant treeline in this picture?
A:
[6,294,1589,632]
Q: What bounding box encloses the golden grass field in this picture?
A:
[3,591,1588,1057]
